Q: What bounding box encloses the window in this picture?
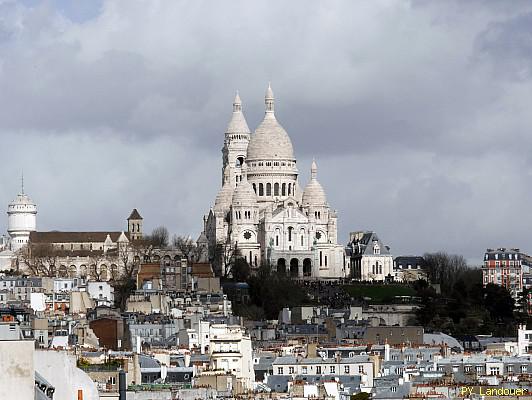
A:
[288,183,292,195]
[276,235,279,246]
[277,367,283,375]
[259,183,264,196]
[325,255,328,267]
[289,367,294,374]
[358,365,364,373]
[330,366,335,374]
[316,366,322,374]
[302,366,307,374]
[391,387,397,393]
[282,183,286,196]
[288,227,293,242]
[274,183,279,196]
[266,183,271,196]
[320,251,323,266]
[344,366,350,373]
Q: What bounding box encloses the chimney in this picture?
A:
[119,370,126,400]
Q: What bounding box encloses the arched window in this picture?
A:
[282,183,286,196]
[301,235,304,246]
[288,183,292,195]
[320,251,323,266]
[276,235,279,246]
[266,183,272,196]
[252,183,256,193]
[288,227,293,242]
[259,183,264,196]
[274,183,279,196]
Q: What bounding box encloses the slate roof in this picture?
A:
[128,209,143,220]
[423,332,464,351]
[139,354,160,368]
[30,231,129,244]
[272,355,372,365]
[346,231,391,256]
[394,256,426,269]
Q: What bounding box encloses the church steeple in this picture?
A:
[223,91,251,189]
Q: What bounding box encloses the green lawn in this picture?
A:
[342,284,417,303]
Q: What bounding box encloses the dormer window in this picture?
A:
[373,243,380,255]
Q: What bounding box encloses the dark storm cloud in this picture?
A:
[1,0,532,262]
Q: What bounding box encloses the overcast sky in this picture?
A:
[1,0,532,263]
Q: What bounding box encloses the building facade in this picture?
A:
[204,86,346,279]
[482,248,523,297]
[394,256,427,282]
[346,231,393,281]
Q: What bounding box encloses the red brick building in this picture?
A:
[482,248,523,297]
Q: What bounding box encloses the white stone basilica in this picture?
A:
[204,85,347,279]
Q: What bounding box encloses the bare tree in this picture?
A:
[423,251,468,291]
[213,240,240,278]
[20,243,59,277]
[149,226,169,248]
[172,235,197,261]
[87,252,106,281]
[114,240,153,311]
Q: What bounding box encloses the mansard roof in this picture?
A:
[346,231,391,256]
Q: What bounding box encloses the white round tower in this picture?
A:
[7,182,37,252]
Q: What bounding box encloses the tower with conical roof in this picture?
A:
[222,92,251,189]
[7,177,37,252]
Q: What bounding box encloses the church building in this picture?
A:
[203,85,347,279]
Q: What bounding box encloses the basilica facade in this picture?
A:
[203,85,347,279]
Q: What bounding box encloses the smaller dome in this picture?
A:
[232,166,257,206]
[302,160,327,207]
[214,170,234,212]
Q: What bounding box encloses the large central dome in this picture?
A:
[246,85,295,161]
